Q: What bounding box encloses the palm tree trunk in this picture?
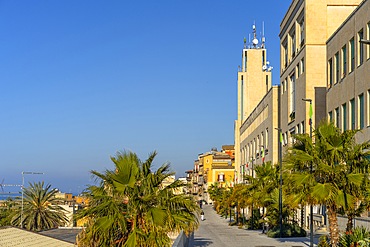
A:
[346,214,354,232]
[327,204,339,247]
[301,205,304,227]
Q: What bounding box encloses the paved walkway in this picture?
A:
[190,205,320,247]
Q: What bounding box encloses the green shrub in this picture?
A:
[267,223,306,238]
[338,226,370,247]
[318,235,330,247]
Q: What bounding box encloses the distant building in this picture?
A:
[234,24,278,183]
[190,147,235,204]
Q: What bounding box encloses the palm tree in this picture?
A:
[286,122,370,246]
[76,150,199,247]
[10,181,68,231]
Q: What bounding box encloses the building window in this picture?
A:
[358,29,364,66]
[341,45,347,78]
[290,27,296,58]
[298,14,304,47]
[282,38,288,68]
[329,111,333,123]
[359,94,364,129]
[296,64,300,79]
[335,52,340,83]
[301,121,305,134]
[290,73,296,116]
[350,37,355,72]
[265,128,269,149]
[342,103,347,131]
[218,174,224,182]
[328,58,333,88]
[297,124,301,134]
[368,90,370,126]
[284,78,287,92]
[367,22,370,60]
[301,58,304,74]
[335,107,340,128]
[350,98,355,130]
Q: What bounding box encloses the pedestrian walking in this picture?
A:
[201,210,205,221]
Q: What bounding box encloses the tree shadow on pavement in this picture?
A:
[191,237,213,247]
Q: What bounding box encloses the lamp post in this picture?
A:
[302,98,313,247]
[359,39,370,44]
[275,128,283,238]
[21,171,44,228]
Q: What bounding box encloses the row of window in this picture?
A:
[280,57,305,122]
[240,128,269,165]
[328,90,370,131]
[281,121,306,146]
[282,11,304,70]
[328,22,370,87]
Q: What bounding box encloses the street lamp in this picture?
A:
[275,127,283,238]
[21,171,44,228]
[359,39,370,44]
[302,98,313,247]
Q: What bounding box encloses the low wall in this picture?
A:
[172,231,194,247]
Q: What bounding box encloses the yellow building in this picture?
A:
[235,25,278,182]
[191,148,234,203]
[326,0,370,144]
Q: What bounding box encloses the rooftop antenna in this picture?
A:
[261,21,266,48]
[252,23,259,48]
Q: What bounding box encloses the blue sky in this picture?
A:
[0,1,290,194]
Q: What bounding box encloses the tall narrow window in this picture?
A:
[301,58,304,74]
[335,52,340,83]
[350,98,355,130]
[328,58,333,87]
[301,121,305,134]
[358,29,364,66]
[329,111,333,123]
[282,38,288,68]
[298,15,304,47]
[296,64,300,78]
[341,45,347,78]
[285,78,287,92]
[368,90,370,127]
[265,128,269,150]
[335,107,340,128]
[290,73,296,114]
[359,94,364,129]
[342,103,347,131]
[241,75,244,121]
[290,27,296,58]
[350,38,355,72]
[367,22,370,60]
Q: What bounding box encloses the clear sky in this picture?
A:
[0,1,291,194]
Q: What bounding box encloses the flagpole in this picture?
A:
[275,128,283,238]
[303,98,313,247]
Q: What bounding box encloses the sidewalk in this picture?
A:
[190,205,320,247]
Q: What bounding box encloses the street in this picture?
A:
[190,205,320,247]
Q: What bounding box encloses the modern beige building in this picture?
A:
[326,0,370,144]
[279,0,361,148]
[280,0,363,230]
[235,25,277,182]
